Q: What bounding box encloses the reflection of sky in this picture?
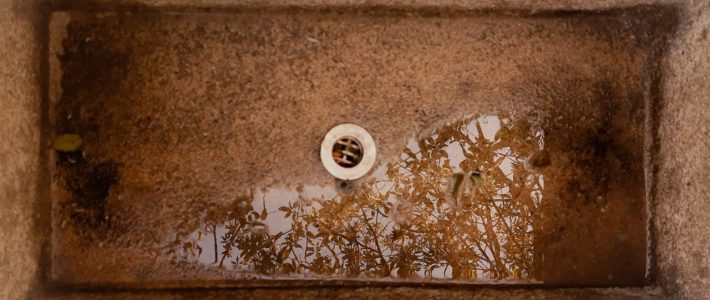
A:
[473,115,503,140]
[405,115,504,175]
[183,115,543,280]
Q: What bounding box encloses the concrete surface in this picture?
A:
[43,286,663,300]
[0,0,46,299]
[49,8,659,287]
[654,1,710,299]
[0,0,708,299]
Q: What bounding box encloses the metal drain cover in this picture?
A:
[321,124,376,180]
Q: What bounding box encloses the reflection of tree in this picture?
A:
[166,115,544,281]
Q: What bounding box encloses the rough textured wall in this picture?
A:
[47,10,654,287]
[655,0,710,299]
[0,0,44,299]
[1,0,709,299]
[45,286,660,300]
[58,0,675,10]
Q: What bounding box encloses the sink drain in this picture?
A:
[321,124,376,180]
[332,137,363,168]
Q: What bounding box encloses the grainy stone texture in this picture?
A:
[0,0,709,299]
[654,0,710,299]
[58,0,677,10]
[48,9,660,288]
[44,286,662,300]
[0,0,45,299]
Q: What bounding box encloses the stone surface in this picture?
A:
[0,0,46,299]
[654,0,710,299]
[49,9,661,287]
[44,286,661,300]
[0,0,708,299]
[57,0,676,10]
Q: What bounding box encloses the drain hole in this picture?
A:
[332,136,363,168]
[321,123,376,180]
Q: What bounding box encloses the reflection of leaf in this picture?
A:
[402,148,416,160]
[277,246,290,262]
[470,171,484,188]
[260,199,268,220]
[447,173,464,205]
[173,115,542,281]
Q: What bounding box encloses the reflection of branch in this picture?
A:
[492,200,529,271]
[218,222,243,268]
[482,205,507,278]
[172,116,540,280]
[361,209,390,275]
[323,240,341,269]
[203,223,219,264]
[316,220,380,256]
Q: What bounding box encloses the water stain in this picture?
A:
[162,115,544,281]
[58,156,119,234]
[49,10,658,286]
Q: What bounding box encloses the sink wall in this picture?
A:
[1,0,709,299]
[49,8,660,287]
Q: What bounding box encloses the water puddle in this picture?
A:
[161,114,546,281]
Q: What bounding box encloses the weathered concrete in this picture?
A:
[0,0,45,299]
[44,286,663,300]
[49,8,662,287]
[654,1,710,299]
[0,0,708,299]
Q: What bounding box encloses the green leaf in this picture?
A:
[52,134,83,152]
